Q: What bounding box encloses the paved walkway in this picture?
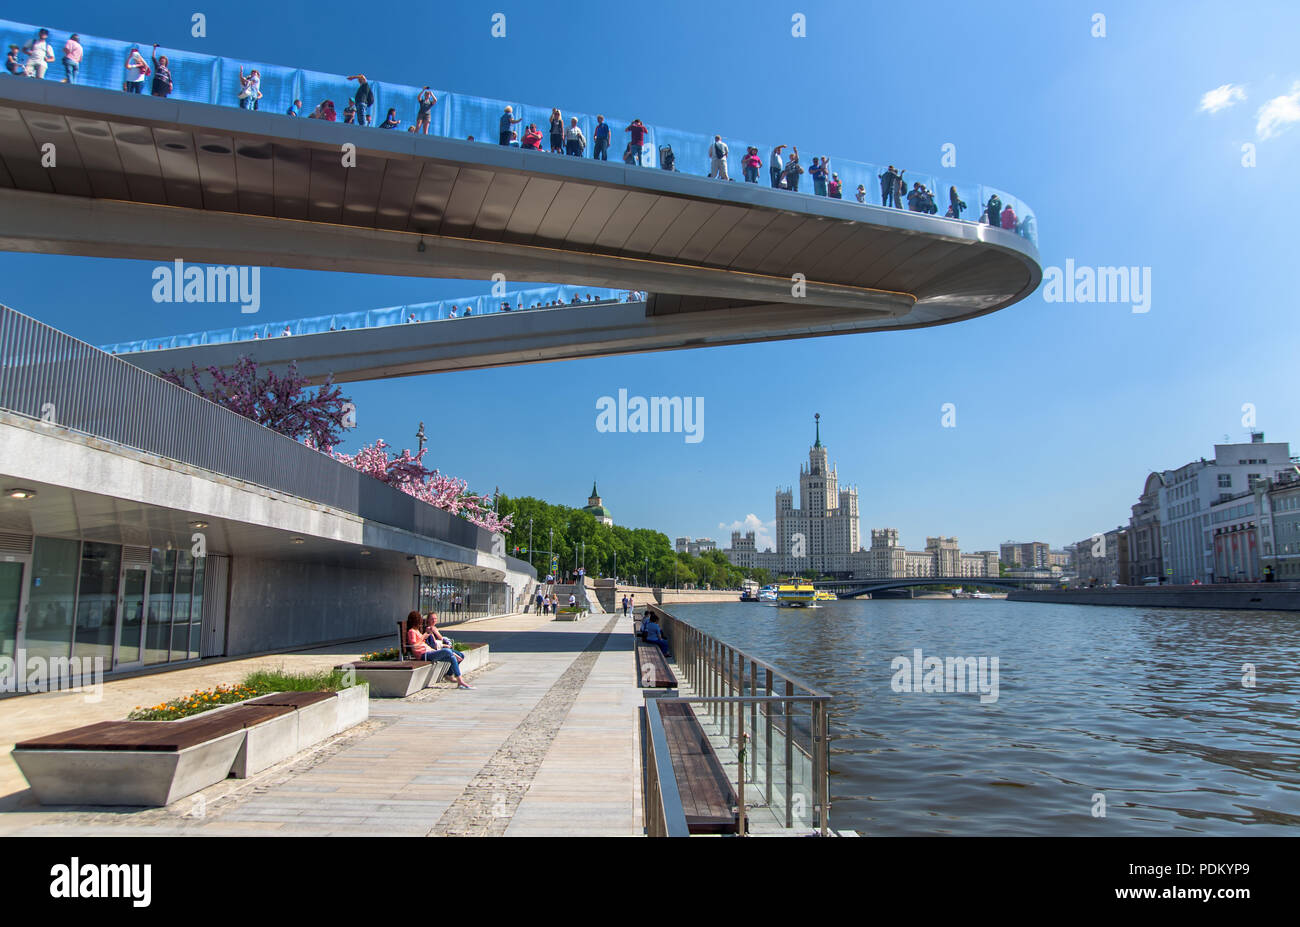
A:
[0,611,644,836]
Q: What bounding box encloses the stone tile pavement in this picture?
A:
[0,610,644,837]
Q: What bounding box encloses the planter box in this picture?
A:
[456,643,490,674]
[12,729,245,807]
[230,710,300,778]
[338,661,435,698]
[335,683,370,731]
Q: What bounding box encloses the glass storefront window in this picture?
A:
[189,558,206,660]
[73,542,121,664]
[25,538,79,663]
[146,548,176,664]
[171,550,194,662]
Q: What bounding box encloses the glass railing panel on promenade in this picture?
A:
[100,284,630,354]
[0,17,1037,247]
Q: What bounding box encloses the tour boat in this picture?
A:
[777,583,817,607]
[814,589,837,602]
[758,584,779,602]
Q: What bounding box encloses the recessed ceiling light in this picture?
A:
[190,520,209,529]
[359,549,372,556]
[290,537,305,545]
[4,488,37,500]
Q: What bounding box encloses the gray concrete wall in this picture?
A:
[225,556,414,655]
[1008,584,1300,611]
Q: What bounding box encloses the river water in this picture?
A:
[664,598,1300,835]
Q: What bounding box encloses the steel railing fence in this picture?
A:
[0,303,491,551]
[644,605,832,836]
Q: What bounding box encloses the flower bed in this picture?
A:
[129,668,357,721]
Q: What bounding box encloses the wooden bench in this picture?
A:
[656,700,741,835]
[637,642,678,688]
[12,704,294,806]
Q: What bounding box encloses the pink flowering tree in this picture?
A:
[161,357,350,449]
[320,439,513,534]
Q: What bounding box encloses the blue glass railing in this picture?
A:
[2,18,1038,246]
[101,284,634,354]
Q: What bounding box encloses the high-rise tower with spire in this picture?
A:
[772,414,860,575]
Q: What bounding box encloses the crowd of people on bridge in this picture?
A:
[6,23,1025,233]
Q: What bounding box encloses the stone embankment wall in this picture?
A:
[1008,583,1300,611]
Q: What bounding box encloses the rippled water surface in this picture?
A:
[666,599,1300,835]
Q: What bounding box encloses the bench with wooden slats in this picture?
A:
[14,704,295,752]
[637,643,678,688]
[657,700,739,835]
[244,691,336,709]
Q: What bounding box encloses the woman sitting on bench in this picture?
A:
[642,612,671,658]
[405,612,473,689]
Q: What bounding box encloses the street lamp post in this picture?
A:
[645,556,649,589]
[529,518,534,571]
[549,528,554,583]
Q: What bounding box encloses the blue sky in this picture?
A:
[4,0,1299,554]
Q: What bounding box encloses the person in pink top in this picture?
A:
[741,147,762,183]
[405,611,472,688]
[1000,205,1017,231]
[62,33,83,84]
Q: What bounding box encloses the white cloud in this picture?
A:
[1257,82,1300,140]
[718,514,776,552]
[1199,83,1246,114]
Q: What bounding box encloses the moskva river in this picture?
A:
[665,598,1300,835]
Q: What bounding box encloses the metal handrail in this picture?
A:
[643,699,691,838]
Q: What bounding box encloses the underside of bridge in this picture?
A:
[0,79,1042,380]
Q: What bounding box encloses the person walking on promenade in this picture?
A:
[742,146,762,183]
[592,114,610,160]
[536,589,546,613]
[625,118,648,165]
[150,44,174,98]
[498,104,521,145]
[347,74,375,124]
[709,135,730,180]
[549,108,565,152]
[565,116,586,156]
[809,157,828,196]
[414,86,437,134]
[22,28,54,79]
[238,65,262,109]
[784,149,803,192]
[124,45,149,93]
[769,144,786,188]
[946,185,965,219]
[61,33,82,83]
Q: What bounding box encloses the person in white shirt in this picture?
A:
[708,135,729,180]
[565,117,586,156]
[123,46,148,93]
[24,29,54,79]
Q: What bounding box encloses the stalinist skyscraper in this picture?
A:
[772,414,860,575]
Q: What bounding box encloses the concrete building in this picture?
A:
[1073,528,1130,587]
[1259,471,1300,581]
[1154,434,1293,584]
[0,306,534,687]
[1000,541,1050,570]
[1127,473,1164,583]
[674,537,717,556]
[1208,491,1262,582]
